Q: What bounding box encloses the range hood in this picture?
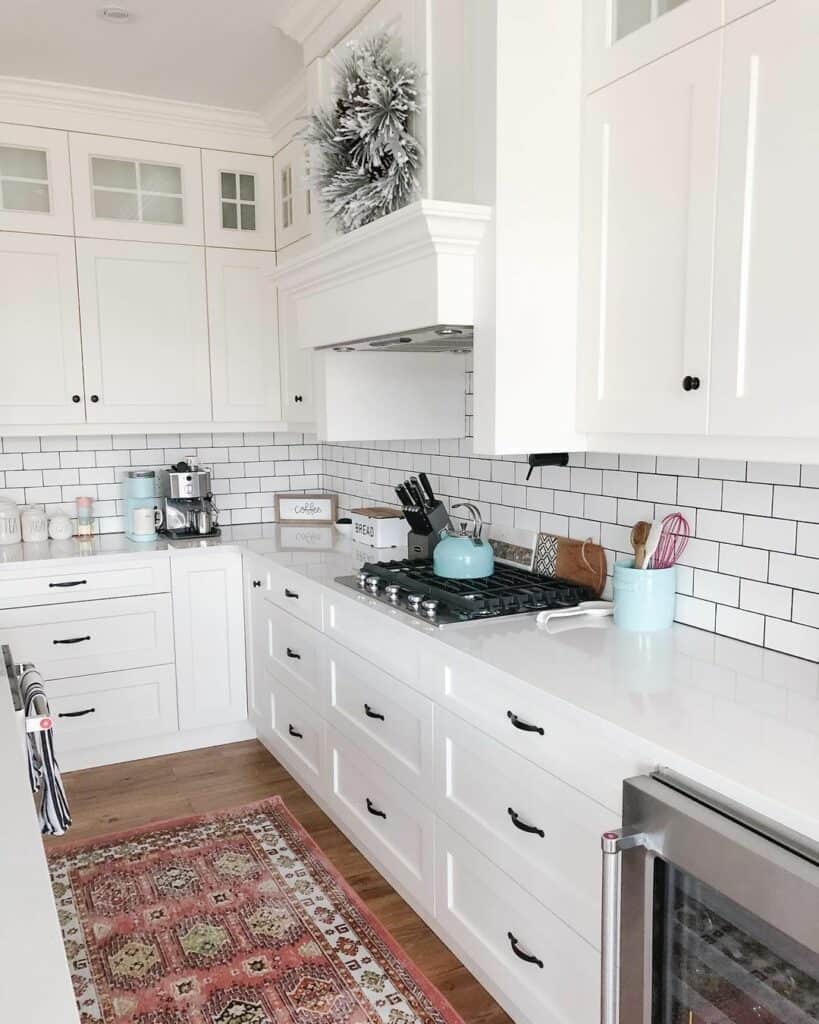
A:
[272,199,492,353]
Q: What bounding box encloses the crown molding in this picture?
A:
[0,76,275,154]
[277,0,343,46]
[261,73,307,153]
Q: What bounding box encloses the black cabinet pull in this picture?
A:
[252,580,262,588]
[58,707,95,718]
[364,703,385,721]
[286,647,301,660]
[507,710,544,736]
[507,932,543,969]
[507,807,545,838]
[682,375,701,392]
[366,797,386,819]
[294,394,303,403]
[288,724,303,739]
[284,588,299,599]
[72,394,81,403]
[53,635,91,645]
[90,394,99,403]
[49,580,87,588]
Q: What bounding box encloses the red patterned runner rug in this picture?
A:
[47,796,464,1024]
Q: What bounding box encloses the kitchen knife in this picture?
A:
[418,472,436,505]
[395,483,414,508]
[406,479,427,510]
[410,477,430,509]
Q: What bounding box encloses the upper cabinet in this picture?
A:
[202,149,276,250]
[273,137,312,251]
[710,0,818,438]
[0,125,74,235]
[76,239,212,423]
[69,133,204,244]
[577,34,721,436]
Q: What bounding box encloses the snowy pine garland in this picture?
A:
[303,33,421,234]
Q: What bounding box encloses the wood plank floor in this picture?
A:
[46,739,513,1024]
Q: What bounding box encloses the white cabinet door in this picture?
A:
[76,239,212,423]
[171,549,247,730]
[274,138,311,250]
[577,34,721,435]
[69,133,203,244]
[206,248,282,423]
[0,233,85,426]
[583,0,721,92]
[0,125,73,235]
[279,294,315,423]
[202,150,276,250]
[711,1,819,438]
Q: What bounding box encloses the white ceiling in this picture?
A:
[0,0,304,111]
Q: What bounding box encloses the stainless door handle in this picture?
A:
[600,827,647,1024]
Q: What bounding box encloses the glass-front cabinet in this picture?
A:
[0,125,73,235]
[273,136,312,252]
[69,133,204,244]
[201,149,275,250]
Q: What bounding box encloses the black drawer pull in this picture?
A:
[49,580,87,588]
[58,707,96,719]
[507,710,544,736]
[53,635,91,645]
[508,807,545,838]
[366,797,386,819]
[288,724,303,739]
[284,588,299,599]
[286,647,301,660]
[364,703,385,721]
[508,932,543,969]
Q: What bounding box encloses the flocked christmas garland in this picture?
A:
[303,33,421,234]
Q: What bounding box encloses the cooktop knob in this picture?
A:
[421,599,439,618]
[385,584,400,602]
[365,575,381,592]
[357,571,369,588]
[406,593,423,611]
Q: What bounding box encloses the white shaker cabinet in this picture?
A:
[710,0,819,438]
[206,248,281,423]
[69,133,203,245]
[279,303,315,424]
[202,149,276,250]
[577,33,721,435]
[171,549,247,731]
[0,233,85,425]
[0,124,73,235]
[273,137,311,251]
[76,238,212,423]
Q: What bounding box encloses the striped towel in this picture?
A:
[21,668,71,836]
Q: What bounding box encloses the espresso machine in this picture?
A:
[158,462,220,538]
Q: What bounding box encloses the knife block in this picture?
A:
[407,502,451,561]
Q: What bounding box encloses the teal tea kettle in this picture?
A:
[433,503,495,580]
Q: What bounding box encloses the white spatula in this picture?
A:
[536,600,614,625]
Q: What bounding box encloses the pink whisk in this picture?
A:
[650,512,690,569]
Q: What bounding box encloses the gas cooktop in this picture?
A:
[335,558,596,627]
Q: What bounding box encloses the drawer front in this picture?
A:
[325,639,433,798]
[49,664,177,752]
[0,594,174,679]
[0,556,170,609]
[327,726,434,912]
[264,563,322,629]
[323,589,421,686]
[434,707,613,948]
[261,604,324,710]
[436,821,599,1024]
[422,646,645,813]
[270,676,324,786]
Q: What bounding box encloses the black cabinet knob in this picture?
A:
[252,580,261,588]
[72,394,81,403]
[682,376,701,392]
[294,394,303,403]
[90,394,100,403]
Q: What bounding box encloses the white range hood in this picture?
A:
[273,199,492,351]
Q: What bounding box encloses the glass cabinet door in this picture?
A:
[202,149,275,250]
[273,137,311,251]
[0,125,73,235]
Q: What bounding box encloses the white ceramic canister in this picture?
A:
[0,504,21,546]
[48,512,74,541]
[21,505,49,543]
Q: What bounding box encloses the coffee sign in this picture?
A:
[275,492,337,525]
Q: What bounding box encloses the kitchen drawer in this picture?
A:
[421,645,645,813]
[0,594,174,679]
[260,604,324,711]
[327,726,434,912]
[48,664,177,753]
[323,589,420,687]
[435,820,598,1024]
[325,638,433,799]
[263,563,322,630]
[270,676,325,788]
[0,556,170,609]
[434,707,613,948]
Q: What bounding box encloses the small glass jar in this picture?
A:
[21,505,48,543]
[48,512,74,541]
[75,496,95,538]
[0,504,21,546]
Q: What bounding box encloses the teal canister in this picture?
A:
[613,559,676,631]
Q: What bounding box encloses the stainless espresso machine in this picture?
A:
[158,462,220,538]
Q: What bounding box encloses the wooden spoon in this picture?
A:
[631,520,651,570]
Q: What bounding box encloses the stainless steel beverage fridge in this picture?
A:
[601,769,819,1023]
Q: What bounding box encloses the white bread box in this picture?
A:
[350,507,408,548]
